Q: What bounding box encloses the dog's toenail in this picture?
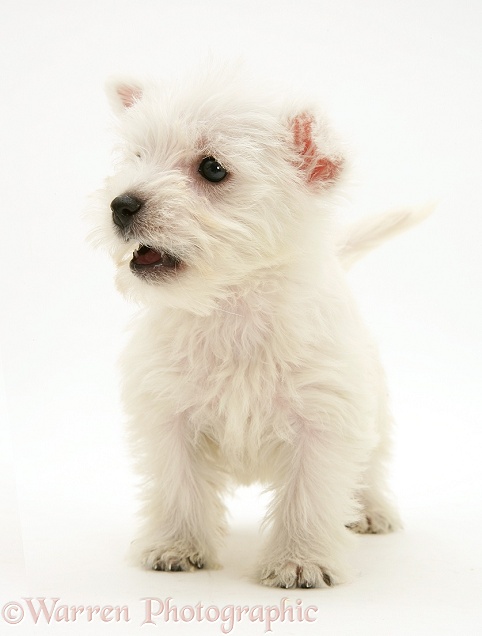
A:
[322,572,332,586]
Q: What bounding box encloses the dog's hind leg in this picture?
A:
[349,382,402,534]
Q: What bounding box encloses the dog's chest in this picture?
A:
[179,306,296,470]
[132,301,321,478]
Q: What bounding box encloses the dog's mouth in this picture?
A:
[130,244,183,276]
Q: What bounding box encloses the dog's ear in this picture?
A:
[105,79,143,114]
[290,113,344,187]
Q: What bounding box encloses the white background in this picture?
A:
[1,0,482,634]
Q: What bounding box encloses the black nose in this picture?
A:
[111,194,143,229]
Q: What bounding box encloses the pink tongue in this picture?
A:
[135,247,163,265]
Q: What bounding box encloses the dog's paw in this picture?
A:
[142,547,206,572]
[260,562,336,589]
[348,509,401,534]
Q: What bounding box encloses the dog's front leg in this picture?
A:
[131,415,226,572]
[259,419,368,588]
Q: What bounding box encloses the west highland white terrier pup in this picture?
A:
[91,68,425,588]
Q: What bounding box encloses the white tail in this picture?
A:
[338,203,435,269]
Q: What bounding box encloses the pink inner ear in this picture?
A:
[292,114,341,184]
[117,84,143,109]
[310,157,340,182]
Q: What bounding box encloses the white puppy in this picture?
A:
[91,68,421,588]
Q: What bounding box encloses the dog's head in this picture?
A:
[91,70,345,313]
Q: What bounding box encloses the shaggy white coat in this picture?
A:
[90,68,423,588]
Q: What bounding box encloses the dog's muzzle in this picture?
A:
[111,193,143,230]
[110,192,185,280]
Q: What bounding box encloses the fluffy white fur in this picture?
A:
[89,68,421,588]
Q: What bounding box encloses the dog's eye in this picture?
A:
[198,156,228,183]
